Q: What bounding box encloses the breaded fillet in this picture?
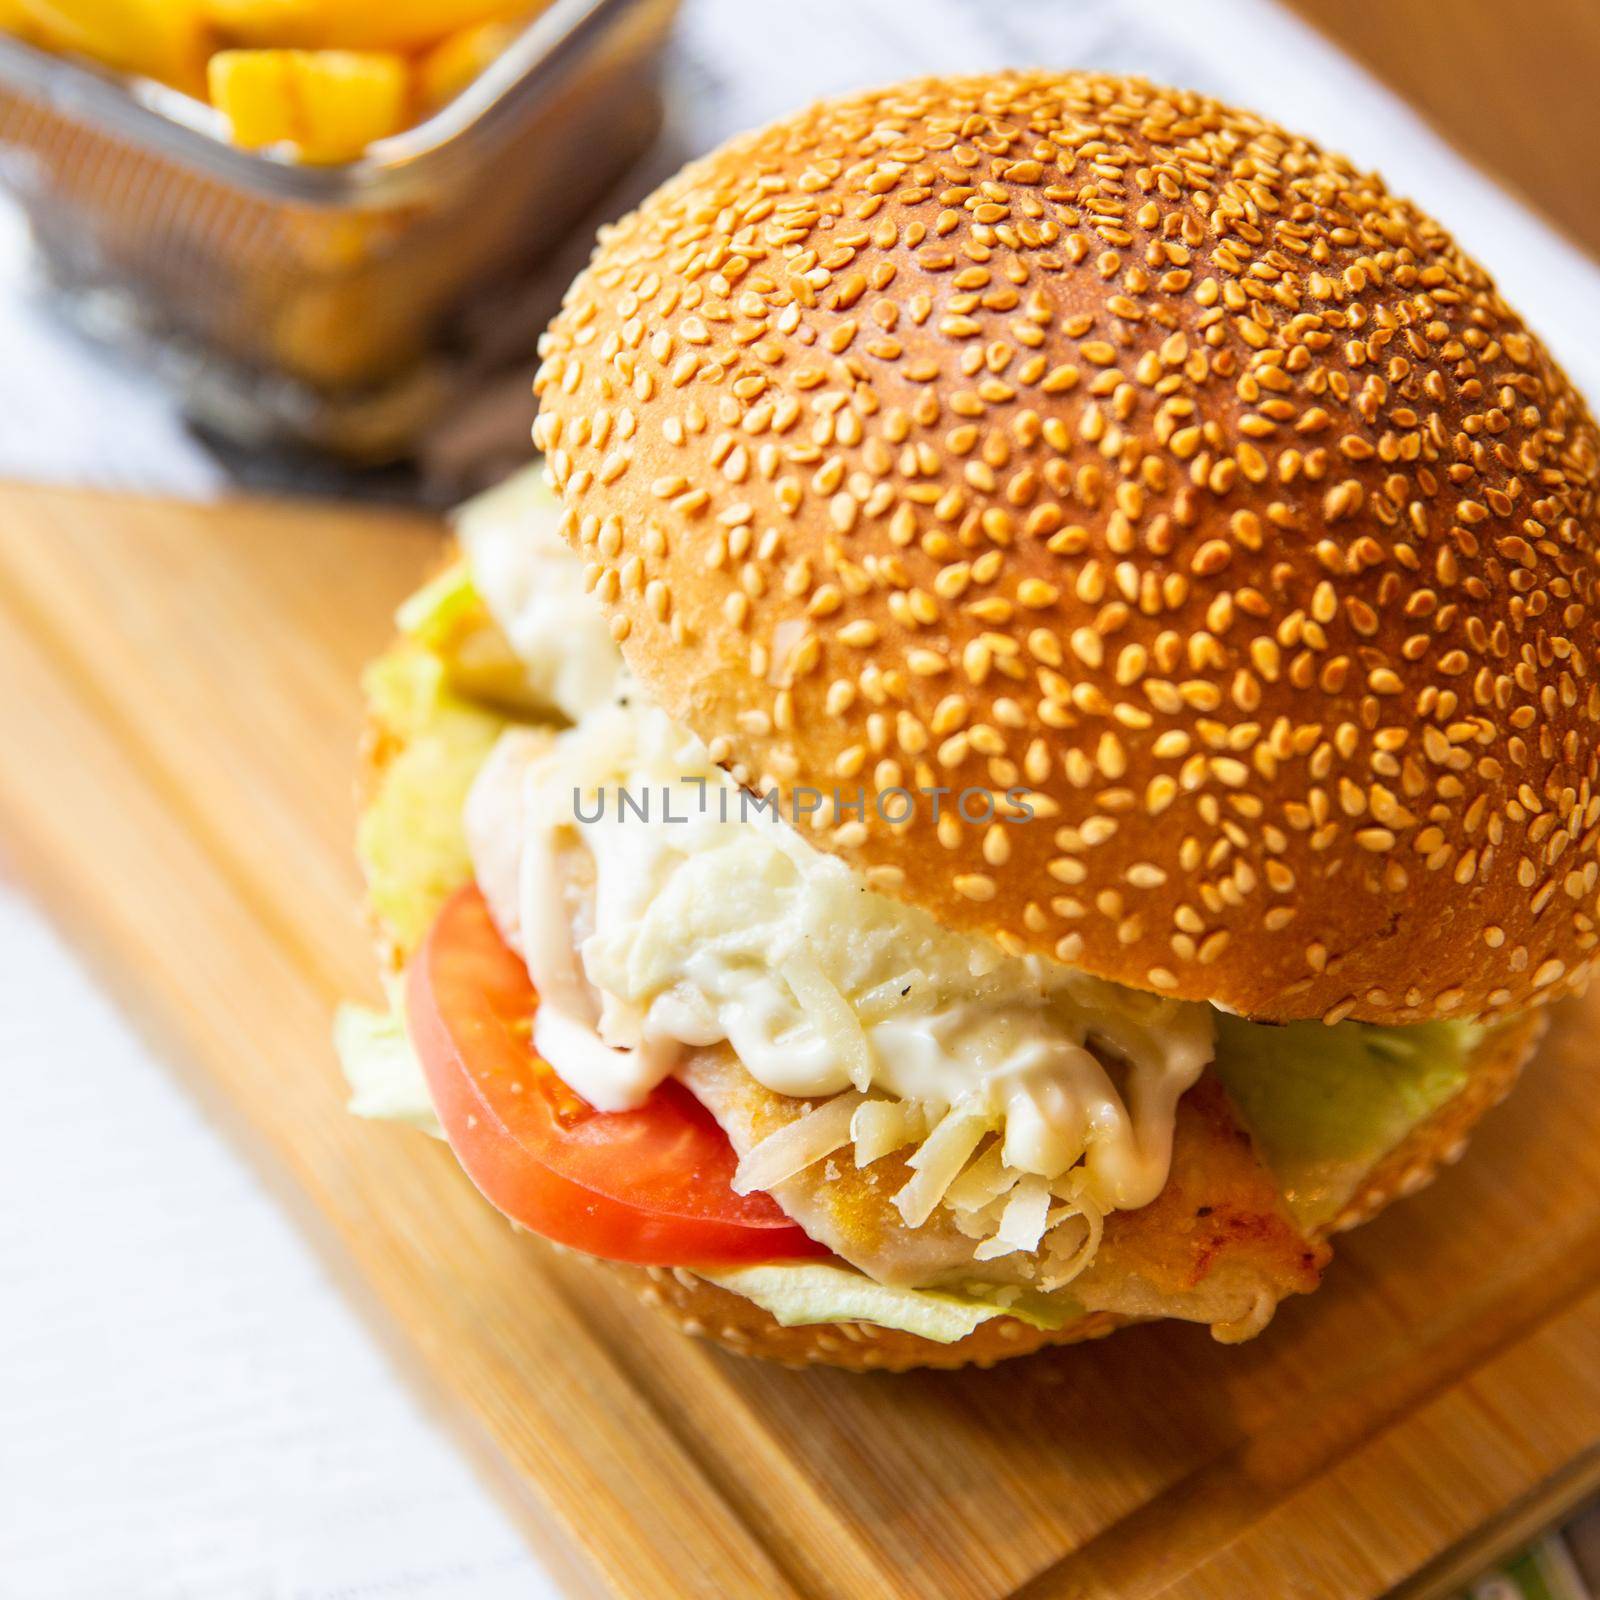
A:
[684,1049,1326,1339]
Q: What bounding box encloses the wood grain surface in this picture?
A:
[1288,0,1600,259]
[1,482,1598,1600]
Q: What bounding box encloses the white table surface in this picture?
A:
[5,2,1599,1595]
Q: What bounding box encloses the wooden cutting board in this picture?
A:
[2,481,1597,1600]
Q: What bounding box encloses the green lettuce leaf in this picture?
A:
[357,646,506,956]
[1214,1014,1482,1230]
[333,1003,442,1139]
[704,1261,1079,1344]
[394,562,479,654]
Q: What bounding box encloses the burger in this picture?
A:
[336,70,1600,1370]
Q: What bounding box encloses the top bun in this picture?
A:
[534,70,1600,1025]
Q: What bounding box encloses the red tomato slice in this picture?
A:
[407,884,828,1267]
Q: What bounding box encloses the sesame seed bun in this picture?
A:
[534,70,1600,1026]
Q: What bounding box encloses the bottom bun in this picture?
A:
[604,1012,1545,1372]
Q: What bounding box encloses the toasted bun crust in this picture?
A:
[604,1011,1543,1370]
[534,70,1600,1025]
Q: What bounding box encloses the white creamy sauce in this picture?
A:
[456,470,1215,1219]
[454,469,623,721]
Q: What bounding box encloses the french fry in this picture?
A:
[208,48,407,163]
[13,0,540,160]
[416,17,518,110]
[204,0,530,53]
[17,0,210,90]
